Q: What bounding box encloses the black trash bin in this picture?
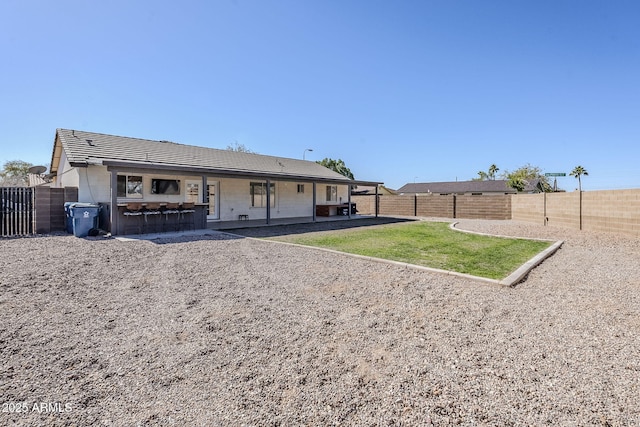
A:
[64,202,75,233]
[350,203,357,215]
[338,206,349,216]
[69,203,102,237]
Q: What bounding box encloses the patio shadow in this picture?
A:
[224,216,416,238]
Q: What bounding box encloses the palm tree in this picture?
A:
[570,166,588,191]
[488,164,499,180]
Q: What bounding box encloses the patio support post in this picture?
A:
[109,169,118,235]
[348,184,352,218]
[266,178,271,225]
[201,176,207,204]
[312,182,317,222]
[375,186,379,217]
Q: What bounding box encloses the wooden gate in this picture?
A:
[1,187,34,236]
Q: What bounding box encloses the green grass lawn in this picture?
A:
[269,221,551,280]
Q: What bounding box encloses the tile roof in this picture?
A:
[397,180,517,194]
[28,173,49,187]
[52,129,376,184]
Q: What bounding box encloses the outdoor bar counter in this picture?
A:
[115,202,207,235]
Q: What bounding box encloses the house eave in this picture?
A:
[69,161,90,168]
[102,160,382,187]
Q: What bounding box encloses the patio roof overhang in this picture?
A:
[102,159,383,187]
[102,159,382,235]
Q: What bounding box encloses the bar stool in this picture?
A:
[178,202,195,231]
[163,203,181,232]
[123,202,144,234]
[143,203,162,233]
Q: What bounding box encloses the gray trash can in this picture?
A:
[69,204,102,237]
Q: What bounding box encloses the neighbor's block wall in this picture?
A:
[355,194,511,219]
[34,186,78,234]
[34,186,51,234]
[511,189,640,236]
[582,189,640,235]
[544,192,581,229]
[379,195,416,216]
[455,195,511,220]
[416,194,454,217]
[351,195,376,215]
[49,188,67,231]
[511,194,545,224]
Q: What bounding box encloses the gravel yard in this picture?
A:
[1,218,639,426]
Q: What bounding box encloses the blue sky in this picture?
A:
[1,0,639,191]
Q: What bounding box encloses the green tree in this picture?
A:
[473,171,489,181]
[504,164,551,192]
[0,160,33,186]
[316,158,355,180]
[226,142,255,153]
[570,165,588,191]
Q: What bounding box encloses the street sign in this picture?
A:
[545,173,566,177]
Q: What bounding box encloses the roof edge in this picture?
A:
[102,160,382,186]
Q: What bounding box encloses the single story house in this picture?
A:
[49,129,382,235]
[397,180,519,195]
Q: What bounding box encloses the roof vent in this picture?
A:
[86,139,95,146]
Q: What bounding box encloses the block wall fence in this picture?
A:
[33,186,78,234]
[351,194,511,220]
[353,188,640,236]
[511,190,640,236]
[25,187,640,237]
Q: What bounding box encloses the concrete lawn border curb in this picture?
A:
[234,236,507,287]
[224,220,564,288]
[448,221,564,287]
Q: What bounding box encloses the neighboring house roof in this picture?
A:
[28,173,49,187]
[397,180,517,194]
[51,129,381,186]
[351,185,397,195]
